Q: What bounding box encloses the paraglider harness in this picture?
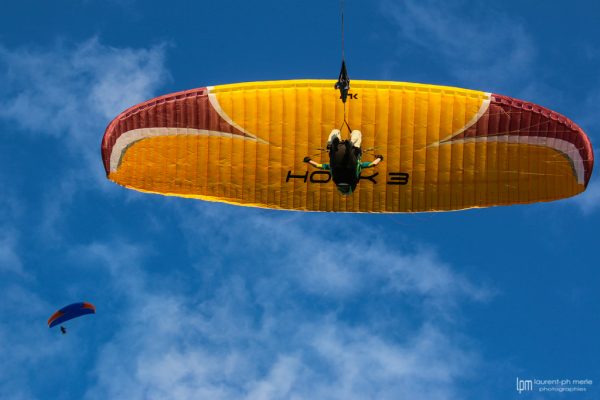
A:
[329,136,361,194]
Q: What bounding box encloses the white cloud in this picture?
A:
[72,210,488,400]
[0,38,169,178]
[380,0,535,90]
[301,322,474,399]
[0,230,23,276]
[84,286,476,399]
[573,177,600,214]
[71,241,148,296]
[0,285,69,400]
[0,38,170,243]
[0,37,169,134]
[0,183,25,276]
[83,288,477,399]
[176,205,491,309]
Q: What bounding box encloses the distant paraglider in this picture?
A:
[48,302,96,334]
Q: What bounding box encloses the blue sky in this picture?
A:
[1,1,599,399]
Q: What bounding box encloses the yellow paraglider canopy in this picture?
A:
[102,79,593,212]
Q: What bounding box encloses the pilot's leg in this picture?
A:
[327,129,342,148]
[350,130,362,149]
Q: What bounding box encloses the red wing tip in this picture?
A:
[101,87,209,174]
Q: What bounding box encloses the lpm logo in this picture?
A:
[516,377,533,393]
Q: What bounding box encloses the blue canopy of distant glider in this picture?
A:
[48,302,96,328]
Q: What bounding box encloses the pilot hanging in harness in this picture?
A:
[302,54,383,195]
[304,129,383,195]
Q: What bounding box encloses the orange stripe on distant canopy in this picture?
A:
[47,311,64,325]
[82,302,96,311]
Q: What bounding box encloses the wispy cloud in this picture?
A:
[82,257,478,399]
[0,182,25,276]
[0,229,23,276]
[0,285,64,400]
[573,176,600,214]
[571,75,598,215]
[0,38,170,244]
[0,38,169,178]
[579,85,600,139]
[0,182,480,397]
[380,0,535,91]
[67,206,491,399]
[177,205,491,310]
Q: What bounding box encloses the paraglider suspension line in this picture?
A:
[340,0,345,61]
[340,113,352,133]
[335,0,352,134]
